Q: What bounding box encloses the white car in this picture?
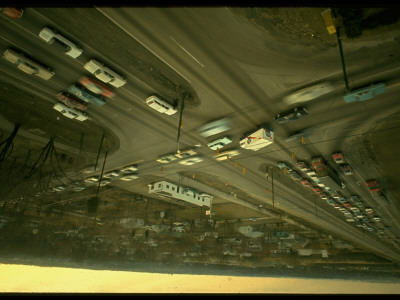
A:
[145,95,177,115]
[120,165,138,173]
[3,49,55,80]
[119,174,138,181]
[198,118,231,137]
[283,82,334,105]
[207,136,232,150]
[214,149,241,161]
[84,176,99,184]
[103,171,120,179]
[179,156,204,166]
[38,27,83,58]
[156,153,178,164]
[53,103,88,121]
[175,148,197,159]
[83,59,127,88]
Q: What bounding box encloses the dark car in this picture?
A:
[0,7,23,19]
[273,107,308,123]
[56,92,88,111]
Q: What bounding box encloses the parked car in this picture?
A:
[207,136,232,150]
[38,27,83,58]
[175,148,197,159]
[326,198,336,206]
[53,103,88,121]
[273,107,308,123]
[198,118,231,137]
[288,171,301,180]
[56,92,88,111]
[3,49,55,80]
[178,156,204,166]
[84,59,126,88]
[68,84,106,106]
[0,7,23,19]
[103,171,120,179]
[119,174,138,181]
[300,179,311,188]
[84,176,99,184]
[332,152,345,164]
[145,95,177,115]
[214,149,240,161]
[340,164,353,175]
[277,162,292,171]
[296,161,309,171]
[283,82,334,105]
[120,165,138,173]
[79,76,114,98]
[157,153,178,164]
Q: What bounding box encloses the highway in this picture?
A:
[1,7,400,263]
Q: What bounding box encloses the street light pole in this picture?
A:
[336,27,350,93]
[177,91,187,153]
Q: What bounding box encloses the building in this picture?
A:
[148,181,212,207]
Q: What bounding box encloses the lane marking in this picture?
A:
[96,8,191,84]
[169,36,205,68]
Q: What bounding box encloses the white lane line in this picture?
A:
[169,36,204,68]
[96,8,191,84]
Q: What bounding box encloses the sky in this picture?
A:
[1,263,400,294]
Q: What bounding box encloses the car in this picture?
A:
[0,7,23,19]
[296,161,309,171]
[340,164,353,175]
[350,207,360,213]
[56,92,88,111]
[145,95,177,115]
[337,197,347,204]
[198,118,231,137]
[373,216,381,222]
[343,82,386,103]
[207,136,232,150]
[277,162,291,171]
[283,82,334,105]
[285,128,314,143]
[119,174,138,181]
[175,148,197,159]
[273,107,308,123]
[79,77,115,98]
[288,171,301,180]
[178,156,204,166]
[300,179,311,188]
[84,176,99,184]
[53,103,88,121]
[68,84,106,106]
[326,198,336,206]
[103,171,120,179]
[83,59,127,88]
[120,165,138,173]
[214,149,240,161]
[157,153,178,164]
[99,180,111,186]
[38,27,83,58]
[343,202,352,208]
[354,211,363,219]
[3,49,55,80]
[320,193,329,200]
[365,208,374,215]
[312,187,323,195]
[332,152,345,164]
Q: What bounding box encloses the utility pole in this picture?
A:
[94,130,106,171]
[176,91,187,153]
[336,27,350,93]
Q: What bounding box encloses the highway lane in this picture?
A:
[2,7,400,263]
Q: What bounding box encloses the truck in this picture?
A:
[239,126,274,151]
[366,179,382,197]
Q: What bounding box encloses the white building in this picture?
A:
[148,180,212,207]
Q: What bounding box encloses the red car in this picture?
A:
[0,7,23,19]
[300,179,311,188]
[79,76,115,98]
[56,92,88,111]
